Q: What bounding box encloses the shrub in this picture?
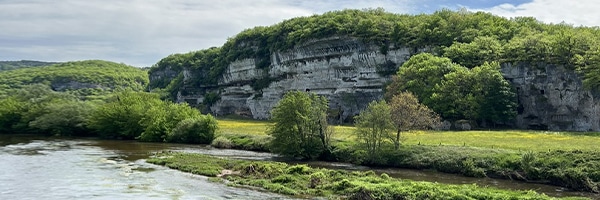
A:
[211,136,233,148]
[166,115,218,144]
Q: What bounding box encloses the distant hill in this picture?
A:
[0,60,60,71]
[0,60,149,98]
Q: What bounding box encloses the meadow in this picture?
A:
[214,118,600,193]
[216,118,600,152]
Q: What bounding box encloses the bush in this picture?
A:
[211,136,233,148]
[166,115,218,144]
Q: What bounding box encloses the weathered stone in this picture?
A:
[152,37,600,131]
[501,63,600,131]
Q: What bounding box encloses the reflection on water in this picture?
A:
[0,134,598,199]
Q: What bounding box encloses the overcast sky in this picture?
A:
[1,0,599,67]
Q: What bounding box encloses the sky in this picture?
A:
[1,0,599,67]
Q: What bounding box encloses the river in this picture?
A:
[0,135,597,199]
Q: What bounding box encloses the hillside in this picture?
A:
[0,60,59,71]
[148,9,600,131]
[0,60,149,98]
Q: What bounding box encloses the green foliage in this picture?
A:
[166,115,218,144]
[0,60,58,71]
[389,92,440,149]
[149,152,575,199]
[430,62,517,123]
[0,84,93,135]
[203,92,220,106]
[386,53,462,105]
[354,100,394,161]
[0,60,148,99]
[216,133,272,152]
[88,91,160,139]
[87,90,212,142]
[149,8,600,98]
[211,136,234,148]
[268,91,332,159]
[443,36,503,68]
[0,96,26,133]
[28,100,94,136]
[389,53,517,123]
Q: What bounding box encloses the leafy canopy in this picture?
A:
[268,91,332,159]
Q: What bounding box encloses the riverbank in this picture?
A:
[213,118,600,193]
[147,152,589,199]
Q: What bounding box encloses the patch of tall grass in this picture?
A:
[148,152,588,199]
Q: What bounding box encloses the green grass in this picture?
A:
[403,130,600,152]
[148,152,588,200]
[218,118,600,152]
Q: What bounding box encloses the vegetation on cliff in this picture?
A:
[148,8,600,124]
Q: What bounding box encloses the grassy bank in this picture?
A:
[148,152,588,199]
[214,118,600,193]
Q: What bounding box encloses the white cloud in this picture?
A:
[2,0,598,67]
[0,0,411,66]
[479,0,600,27]
[0,0,315,66]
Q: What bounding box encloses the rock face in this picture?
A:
[501,63,600,131]
[154,37,600,131]
[183,37,414,122]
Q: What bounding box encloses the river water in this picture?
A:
[0,135,598,199]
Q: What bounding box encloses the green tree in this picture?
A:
[386,53,462,105]
[268,91,331,160]
[166,115,218,144]
[88,91,162,139]
[389,92,440,149]
[354,100,394,161]
[429,62,517,124]
[430,67,479,120]
[443,36,503,68]
[472,62,517,126]
[139,101,203,142]
[28,101,94,136]
[0,97,26,133]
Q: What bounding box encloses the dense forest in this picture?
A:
[0,60,149,99]
[150,8,600,88]
[0,60,217,144]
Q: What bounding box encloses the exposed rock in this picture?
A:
[51,80,106,91]
[454,120,472,131]
[153,37,600,131]
[501,63,600,131]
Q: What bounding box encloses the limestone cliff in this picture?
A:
[151,37,600,131]
[502,63,600,131]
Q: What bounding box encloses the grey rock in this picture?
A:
[153,37,600,131]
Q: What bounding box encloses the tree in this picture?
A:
[386,53,462,105]
[472,62,517,126]
[88,91,163,139]
[354,100,394,161]
[0,97,26,133]
[443,36,502,68]
[389,92,440,149]
[430,67,479,120]
[28,100,94,136]
[268,91,331,159]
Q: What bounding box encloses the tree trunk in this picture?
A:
[395,129,401,150]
